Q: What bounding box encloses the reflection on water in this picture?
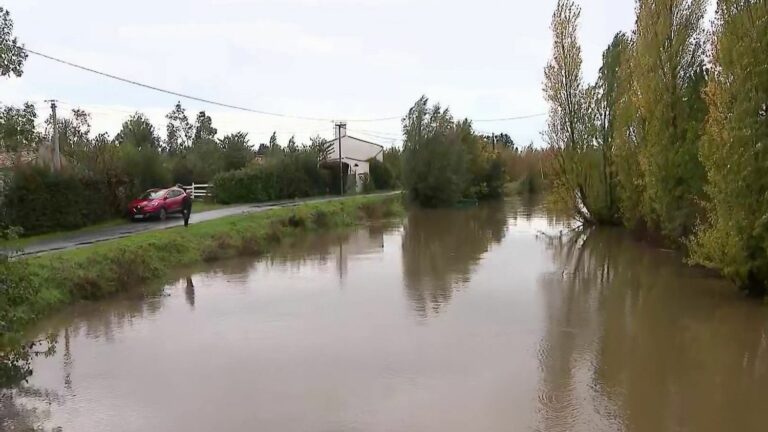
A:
[402,201,507,317]
[3,199,768,432]
[184,276,195,309]
[538,228,768,432]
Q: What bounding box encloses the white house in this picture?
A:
[324,123,385,192]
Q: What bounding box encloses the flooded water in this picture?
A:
[4,198,768,432]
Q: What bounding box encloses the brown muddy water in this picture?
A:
[3,198,768,432]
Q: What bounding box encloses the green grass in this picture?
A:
[193,201,228,213]
[0,218,127,249]
[0,194,404,351]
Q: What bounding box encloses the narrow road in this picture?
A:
[8,193,398,258]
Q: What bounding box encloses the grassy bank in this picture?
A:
[0,194,403,352]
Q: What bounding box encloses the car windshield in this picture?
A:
[139,190,165,200]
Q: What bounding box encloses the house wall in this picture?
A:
[327,136,384,163]
[348,159,369,192]
[350,159,369,177]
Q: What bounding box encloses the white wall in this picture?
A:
[327,135,384,163]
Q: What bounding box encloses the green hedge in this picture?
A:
[369,158,396,190]
[213,152,331,204]
[2,166,113,235]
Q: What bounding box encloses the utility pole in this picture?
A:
[46,99,61,172]
[336,122,345,195]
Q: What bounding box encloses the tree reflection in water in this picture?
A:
[401,201,508,317]
[538,227,768,432]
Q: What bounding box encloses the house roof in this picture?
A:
[324,135,385,162]
[323,135,384,149]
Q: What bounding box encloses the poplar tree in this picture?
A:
[543,0,616,223]
[691,0,768,295]
[632,0,708,240]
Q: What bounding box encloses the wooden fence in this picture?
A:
[183,183,212,200]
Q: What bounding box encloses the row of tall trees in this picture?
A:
[544,0,768,295]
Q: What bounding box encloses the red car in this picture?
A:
[128,187,187,221]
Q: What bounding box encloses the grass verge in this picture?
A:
[0,194,403,353]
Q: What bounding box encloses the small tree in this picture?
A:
[310,135,333,162]
[194,110,217,141]
[165,102,193,154]
[0,103,38,154]
[402,96,468,207]
[0,7,26,78]
[287,135,298,153]
[116,114,169,195]
[115,113,160,151]
[219,132,253,171]
[45,108,93,161]
[383,147,402,186]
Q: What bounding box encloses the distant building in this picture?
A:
[322,124,384,192]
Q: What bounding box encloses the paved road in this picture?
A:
[7,193,397,258]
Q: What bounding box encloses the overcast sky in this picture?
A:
[0,0,639,147]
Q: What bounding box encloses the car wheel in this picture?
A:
[159,208,167,221]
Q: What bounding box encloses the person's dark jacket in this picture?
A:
[182,192,192,213]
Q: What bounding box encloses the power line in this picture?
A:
[21,47,547,124]
[355,129,402,138]
[23,47,400,123]
[473,112,547,122]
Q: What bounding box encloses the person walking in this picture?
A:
[181,186,193,227]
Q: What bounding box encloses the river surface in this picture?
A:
[4,198,768,432]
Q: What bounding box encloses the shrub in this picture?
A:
[500,146,551,195]
[382,147,402,187]
[117,144,171,199]
[3,166,113,234]
[402,97,504,207]
[213,149,331,204]
[369,158,395,190]
[403,130,468,207]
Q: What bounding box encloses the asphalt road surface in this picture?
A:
[6,193,397,258]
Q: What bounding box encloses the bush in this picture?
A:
[3,166,113,234]
[402,97,505,207]
[117,144,171,198]
[481,153,505,199]
[383,147,402,187]
[403,130,468,207]
[500,146,551,195]
[213,149,331,204]
[369,158,395,190]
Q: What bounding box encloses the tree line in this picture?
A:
[0,7,407,235]
[543,0,768,295]
[0,97,358,233]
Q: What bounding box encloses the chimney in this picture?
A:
[334,122,347,139]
